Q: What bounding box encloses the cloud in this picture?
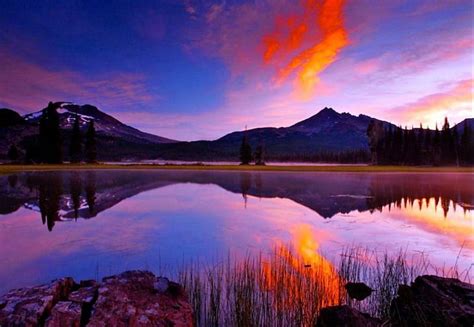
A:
[263,0,349,98]
[388,79,473,128]
[0,50,157,113]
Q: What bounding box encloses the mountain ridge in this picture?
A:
[1,103,472,162]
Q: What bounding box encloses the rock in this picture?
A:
[45,301,82,327]
[390,275,474,326]
[0,277,76,326]
[87,270,193,327]
[317,305,381,327]
[154,277,170,293]
[345,282,373,301]
[0,271,192,326]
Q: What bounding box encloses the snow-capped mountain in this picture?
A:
[23,103,176,144]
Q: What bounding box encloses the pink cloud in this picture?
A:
[0,50,156,113]
[387,79,473,128]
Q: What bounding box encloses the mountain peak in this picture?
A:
[289,107,341,130]
[318,107,338,115]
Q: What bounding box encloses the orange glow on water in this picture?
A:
[388,198,474,249]
[261,224,341,312]
[263,0,348,97]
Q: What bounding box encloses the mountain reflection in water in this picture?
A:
[1,171,472,228]
[0,170,472,293]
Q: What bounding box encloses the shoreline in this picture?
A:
[0,163,473,175]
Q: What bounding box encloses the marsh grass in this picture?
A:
[178,246,471,326]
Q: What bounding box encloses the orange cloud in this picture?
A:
[263,0,348,98]
[390,79,473,128]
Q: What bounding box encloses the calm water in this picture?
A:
[0,170,472,294]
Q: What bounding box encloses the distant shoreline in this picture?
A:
[0,163,473,175]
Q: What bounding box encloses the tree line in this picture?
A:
[367,118,473,166]
[8,102,97,164]
[239,134,370,164]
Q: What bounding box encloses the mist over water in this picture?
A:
[0,170,472,293]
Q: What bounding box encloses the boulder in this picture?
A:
[390,275,474,326]
[45,301,82,327]
[317,305,381,327]
[87,271,193,326]
[345,282,373,301]
[0,271,193,326]
[0,277,76,326]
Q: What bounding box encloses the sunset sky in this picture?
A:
[0,0,472,140]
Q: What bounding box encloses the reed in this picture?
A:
[177,246,469,326]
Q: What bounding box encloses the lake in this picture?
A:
[0,170,472,294]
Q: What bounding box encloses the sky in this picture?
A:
[0,0,472,141]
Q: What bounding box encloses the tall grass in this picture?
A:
[177,246,471,326]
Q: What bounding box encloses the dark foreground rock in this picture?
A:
[390,275,474,326]
[319,276,473,327]
[0,271,193,327]
[316,305,381,327]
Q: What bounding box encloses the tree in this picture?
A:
[433,124,441,166]
[239,133,252,165]
[254,143,265,165]
[441,117,453,164]
[39,102,63,163]
[7,144,19,162]
[85,120,97,163]
[367,120,384,164]
[69,114,82,163]
[460,121,473,165]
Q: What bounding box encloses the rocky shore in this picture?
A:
[1,272,472,326]
[0,271,193,326]
[317,275,474,327]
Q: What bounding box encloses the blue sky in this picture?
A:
[0,0,472,140]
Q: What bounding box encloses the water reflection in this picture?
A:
[0,170,472,293]
[1,171,472,231]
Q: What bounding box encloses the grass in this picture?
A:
[176,246,471,327]
[0,163,472,175]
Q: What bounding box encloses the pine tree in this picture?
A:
[69,114,82,163]
[433,124,441,166]
[254,143,265,165]
[452,125,459,166]
[239,133,252,165]
[460,121,473,165]
[85,120,97,163]
[441,117,453,164]
[39,108,49,163]
[39,102,63,163]
[7,144,19,162]
[48,104,62,164]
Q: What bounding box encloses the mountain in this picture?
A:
[153,107,394,161]
[454,118,474,133]
[1,104,471,162]
[0,108,25,127]
[23,104,176,144]
[0,103,177,161]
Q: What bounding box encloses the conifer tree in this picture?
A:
[460,120,473,165]
[7,144,19,162]
[39,102,63,163]
[433,124,441,166]
[85,120,97,163]
[254,144,265,165]
[69,114,82,163]
[239,133,252,165]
